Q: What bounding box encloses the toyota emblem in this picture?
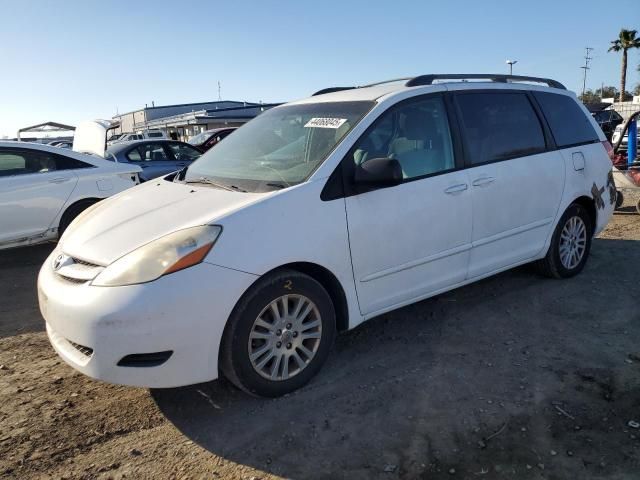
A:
[53,254,66,271]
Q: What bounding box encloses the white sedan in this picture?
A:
[0,141,141,250]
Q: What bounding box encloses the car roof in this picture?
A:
[291,74,570,105]
[105,139,187,153]
[0,141,114,167]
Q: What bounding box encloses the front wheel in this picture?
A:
[534,204,593,279]
[220,270,336,397]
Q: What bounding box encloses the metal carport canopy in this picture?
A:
[17,121,75,140]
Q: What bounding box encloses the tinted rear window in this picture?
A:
[456,92,546,165]
[533,92,599,147]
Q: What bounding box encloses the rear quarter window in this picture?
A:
[54,155,92,170]
[533,92,599,148]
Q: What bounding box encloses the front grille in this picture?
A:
[72,257,100,268]
[67,340,94,358]
[53,254,104,283]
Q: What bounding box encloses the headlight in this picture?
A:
[92,225,221,287]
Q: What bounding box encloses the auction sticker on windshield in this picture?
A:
[304,117,347,129]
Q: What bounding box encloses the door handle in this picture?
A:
[48,177,68,184]
[472,176,496,187]
[444,183,468,194]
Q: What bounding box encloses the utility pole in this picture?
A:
[580,47,594,98]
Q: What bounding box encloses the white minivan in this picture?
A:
[38,74,615,397]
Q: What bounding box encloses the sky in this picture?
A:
[0,0,639,138]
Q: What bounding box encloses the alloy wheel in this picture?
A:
[248,294,322,381]
[559,216,587,270]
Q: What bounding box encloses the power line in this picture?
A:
[580,47,594,97]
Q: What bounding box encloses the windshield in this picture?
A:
[188,131,215,145]
[184,101,373,192]
[107,134,123,141]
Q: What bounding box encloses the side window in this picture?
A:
[533,92,599,148]
[350,96,455,179]
[456,92,546,165]
[126,147,142,162]
[53,155,92,170]
[0,151,28,176]
[168,144,201,161]
[138,143,169,162]
[0,149,58,176]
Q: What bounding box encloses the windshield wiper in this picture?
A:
[185,177,238,192]
[266,183,287,190]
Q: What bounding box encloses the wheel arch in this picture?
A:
[264,262,350,333]
[58,197,102,234]
[571,195,597,233]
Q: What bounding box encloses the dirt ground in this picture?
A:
[1,204,640,480]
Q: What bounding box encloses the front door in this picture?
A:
[344,94,472,316]
[452,90,565,278]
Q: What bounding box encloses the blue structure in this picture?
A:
[629,118,637,166]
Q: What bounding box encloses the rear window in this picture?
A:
[533,92,599,147]
[147,132,163,138]
[456,92,546,165]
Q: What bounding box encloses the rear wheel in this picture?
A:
[220,269,336,397]
[58,200,97,238]
[534,203,592,279]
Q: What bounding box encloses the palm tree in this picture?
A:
[608,29,640,102]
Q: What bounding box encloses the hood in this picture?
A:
[61,179,268,265]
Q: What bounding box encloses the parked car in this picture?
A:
[49,140,73,149]
[611,123,640,150]
[107,130,167,147]
[587,106,623,140]
[188,127,237,152]
[39,74,614,397]
[104,140,202,181]
[0,141,141,250]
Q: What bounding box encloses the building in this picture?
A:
[111,100,280,141]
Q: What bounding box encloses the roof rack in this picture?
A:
[405,74,566,90]
[312,87,356,96]
[312,74,566,97]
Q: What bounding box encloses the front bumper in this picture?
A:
[38,252,257,388]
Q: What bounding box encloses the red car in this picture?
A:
[187,127,237,152]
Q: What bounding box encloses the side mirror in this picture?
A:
[354,157,403,187]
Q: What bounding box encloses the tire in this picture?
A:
[615,190,624,210]
[534,203,593,279]
[58,200,97,238]
[220,269,336,397]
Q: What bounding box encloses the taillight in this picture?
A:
[602,140,614,163]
